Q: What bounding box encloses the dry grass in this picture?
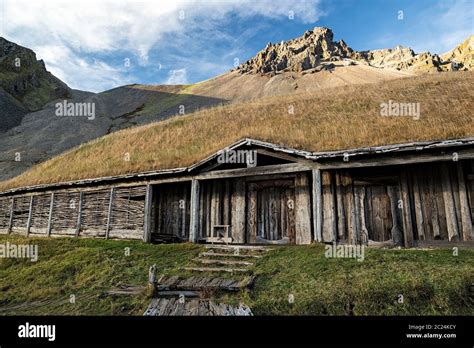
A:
[1,72,473,191]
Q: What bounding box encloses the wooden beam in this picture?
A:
[318,149,474,170]
[26,195,34,237]
[195,163,313,180]
[312,169,322,242]
[75,191,83,237]
[456,163,473,240]
[47,193,55,237]
[143,184,153,243]
[7,197,14,234]
[105,187,115,239]
[189,179,200,243]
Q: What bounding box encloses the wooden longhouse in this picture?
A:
[0,137,473,247]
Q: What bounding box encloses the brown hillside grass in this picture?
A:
[1,72,473,191]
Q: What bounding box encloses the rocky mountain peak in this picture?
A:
[236,27,357,74]
[235,28,473,75]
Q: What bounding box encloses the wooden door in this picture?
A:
[247,180,295,244]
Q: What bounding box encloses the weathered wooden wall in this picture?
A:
[0,185,147,240]
[321,160,474,246]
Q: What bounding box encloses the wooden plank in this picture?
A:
[456,162,473,240]
[75,191,83,237]
[247,184,257,243]
[295,173,312,244]
[387,186,403,246]
[25,195,34,237]
[399,171,414,247]
[335,172,346,241]
[312,169,322,242]
[322,171,336,242]
[428,172,441,239]
[7,197,14,234]
[189,179,200,243]
[143,184,153,243]
[47,193,55,237]
[105,187,115,239]
[231,180,246,243]
[440,164,460,241]
[412,173,425,240]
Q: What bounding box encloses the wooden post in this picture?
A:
[456,163,473,240]
[189,179,200,243]
[312,169,322,242]
[26,195,34,237]
[335,172,346,241]
[387,186,403,246]
[8,197,15,234]
[47,193,55,237]
[105,187,115,239]
[75,192,83,237]
[143,184,153,243]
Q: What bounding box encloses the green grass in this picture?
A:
[0,235,472,315]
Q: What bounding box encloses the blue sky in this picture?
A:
[0,0,472,92]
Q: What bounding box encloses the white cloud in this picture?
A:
[165,69,188,85]
[0,0,322,91]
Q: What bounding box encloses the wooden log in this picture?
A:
[105,187,115,239]
[412,173,425,240]
[199,252,262,259]
[231,180,246,243]
[7,197,14,234]
[456,162,473,240]
[312,169,322,242]
[399,171,414,247]
[47,193,55,237]
[247,186,257,243]
[295,173,312,244]
[440,164,460,241]
[354,186,369,245]
[26,195,34,237]
[189,179,200,243]
[143,184,153,243]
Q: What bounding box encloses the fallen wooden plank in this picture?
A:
[183,267,251,273]
[156,290,199,298]
[193,258,254,266]
[199,252,262,259]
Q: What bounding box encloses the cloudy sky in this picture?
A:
[0,0,472,92]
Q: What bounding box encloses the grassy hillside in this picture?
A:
[0,235,473,315]
[1,72,473,191]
